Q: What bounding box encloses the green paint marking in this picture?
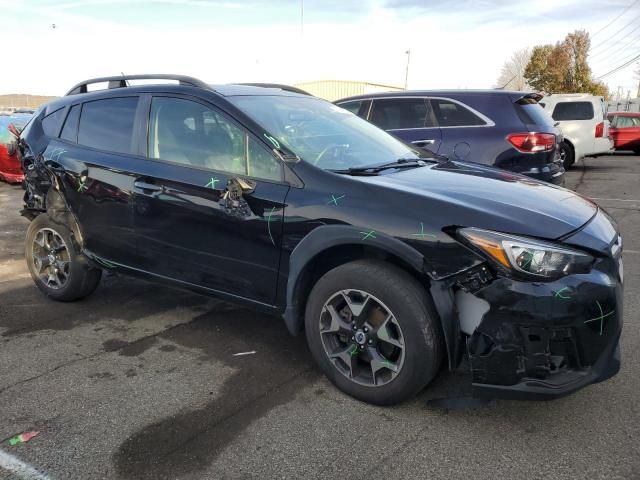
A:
[382,360,396,370]
[77,179,87,193]
[328,194,346,206]
[554,287,571,299]
[205,177,220,189]
[584,300,615,335]
[46,147,67,162]
[348,344,360,357]
[410,222,437,240]
[360,230,377,240]
[263,133,281,149]
[266,206,277,246]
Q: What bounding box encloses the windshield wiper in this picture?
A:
[331,158,434,175]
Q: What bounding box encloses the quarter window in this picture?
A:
[60,105,80,142]
[370,98,429,130]
[149,97,282,181]
[78,97,138,154]
[41,108,66,137]
[430,99,486,127]
[551,102,594,121]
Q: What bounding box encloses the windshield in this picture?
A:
[228,95,423,170]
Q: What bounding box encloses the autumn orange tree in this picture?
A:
[524,30,609,97]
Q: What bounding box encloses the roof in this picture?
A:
[608,111,640,116]
[212,84,310,97]
[543,93,604,100]
[335,89,535,103]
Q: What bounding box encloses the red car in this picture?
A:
[0,112,32,183]
[607,111,640,154]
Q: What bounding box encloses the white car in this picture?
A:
[540,94,614,168]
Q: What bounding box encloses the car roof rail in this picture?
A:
[236,83,312,96]
[65,74,210,96]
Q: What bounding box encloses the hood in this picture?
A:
[356,161,597,239]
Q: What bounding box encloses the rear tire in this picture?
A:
[25,214,101,302]
[560,141,575,169]
[305,260,443,405]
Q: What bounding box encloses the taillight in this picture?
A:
[595,122,604,138]
[506,132,556,153]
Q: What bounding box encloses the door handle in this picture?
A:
[133,180,162,192]
[411,139,436,146]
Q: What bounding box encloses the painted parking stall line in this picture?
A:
[0,449,50,480]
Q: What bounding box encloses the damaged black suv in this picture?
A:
[18,75,623,404]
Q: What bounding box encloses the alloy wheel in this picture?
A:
[32,228,71,290]
[319,289,405,387]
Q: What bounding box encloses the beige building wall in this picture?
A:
[295,80,403,102]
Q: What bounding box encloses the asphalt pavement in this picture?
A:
[0,155,638,479]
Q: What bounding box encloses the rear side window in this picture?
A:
[430,99,486,127]
[515,103,553,127]
[41,108,66,137]
[338,101,364,116]
[552,102,594,121]
[615,116,640,127]
[370,98,428,130]
[60,105,80,142]
[78,97,138,154]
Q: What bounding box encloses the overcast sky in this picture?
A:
[1,0,638,97]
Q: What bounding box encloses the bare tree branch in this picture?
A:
[495,48,532,90]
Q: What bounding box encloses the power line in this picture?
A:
[592,0,640,38]
[593,42,640,73]
[590,29,640,60]
[596,52,640,79]
[591,13,640,52]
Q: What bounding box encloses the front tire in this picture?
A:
[25,214,101,301]
[305,260,443,405]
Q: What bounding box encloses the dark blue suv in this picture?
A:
[335,90,565,184]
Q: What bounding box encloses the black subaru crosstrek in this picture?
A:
[335,90,566,185]
[18,75,622,404]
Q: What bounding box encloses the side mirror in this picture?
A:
[226,177,256,199]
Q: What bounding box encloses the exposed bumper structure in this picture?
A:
[460,252,623,400]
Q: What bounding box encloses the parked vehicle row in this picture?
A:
[0,111,32,183]
[539,94,613,167]
[16,75,622,405]
[335,90,566,184]
[607,111,640,154]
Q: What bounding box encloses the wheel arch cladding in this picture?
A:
[282,225,458,368]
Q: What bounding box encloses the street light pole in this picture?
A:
[404,49,411,90]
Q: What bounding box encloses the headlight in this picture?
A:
[458,227,594,279]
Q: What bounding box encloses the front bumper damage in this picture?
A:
[455,251,623,400]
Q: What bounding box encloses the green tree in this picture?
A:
[524,30,609,98]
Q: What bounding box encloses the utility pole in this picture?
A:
[404,49,411,90]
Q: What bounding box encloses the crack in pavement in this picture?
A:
[0,316,204,397]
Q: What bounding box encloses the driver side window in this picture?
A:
[148,97,283,181]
